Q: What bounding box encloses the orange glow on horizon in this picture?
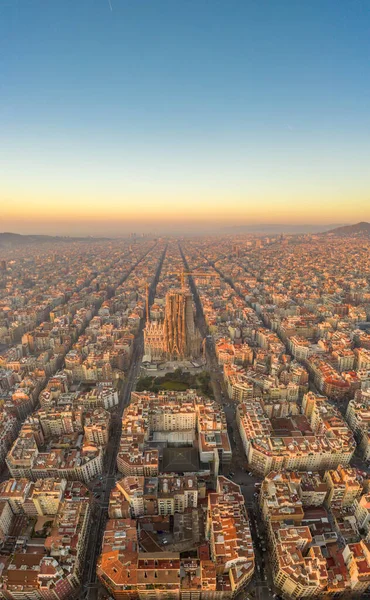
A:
[2,187,370,225]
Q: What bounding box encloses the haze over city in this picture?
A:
[1,0,370,235]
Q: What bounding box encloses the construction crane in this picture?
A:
[167,269,218,290]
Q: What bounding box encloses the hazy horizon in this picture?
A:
[0,220,349,238]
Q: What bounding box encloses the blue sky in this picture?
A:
[1,0,370,233]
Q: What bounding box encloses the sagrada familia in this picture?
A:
[144,288,202,361]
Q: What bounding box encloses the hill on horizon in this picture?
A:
[223,223,344,234]
[0,232,110,248]
[324,222,370,236]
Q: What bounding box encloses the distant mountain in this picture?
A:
[324,222,370,237]
[0,232,109,247]
[223,224,343,234]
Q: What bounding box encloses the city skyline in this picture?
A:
[0,218,352,237]
[2,0,370,234]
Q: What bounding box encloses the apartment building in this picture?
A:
[98,476,254,599]
[237,393,355,476]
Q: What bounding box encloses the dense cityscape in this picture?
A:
[0,231,369,600]
[2,1,370,599]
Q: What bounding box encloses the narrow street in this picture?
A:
[84,245,167,600]
[179,242,275,600]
